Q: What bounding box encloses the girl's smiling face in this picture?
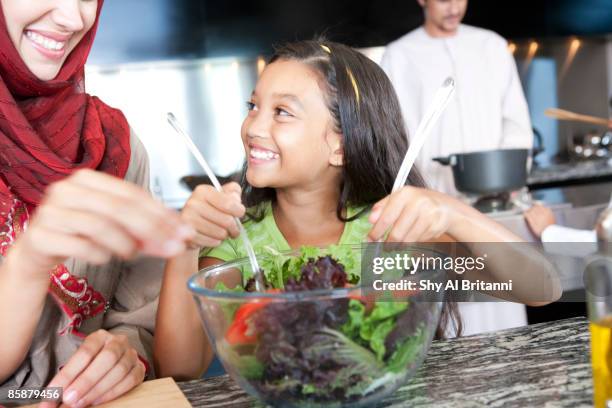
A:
[0,0,98,81]
[241,59,343,190]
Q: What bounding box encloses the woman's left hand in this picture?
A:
[40,330,146,408]
[368,186,456,243]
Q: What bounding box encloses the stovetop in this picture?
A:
[461,188,533,218]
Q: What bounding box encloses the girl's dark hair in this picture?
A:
[240,38,461,338]
[242,38,425,220]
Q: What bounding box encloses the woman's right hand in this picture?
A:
[180,182,246,249]
[9,169,194,281]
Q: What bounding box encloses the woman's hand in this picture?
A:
[39,330,145,408]
[180,182,246,249]
[10,169,194,281]
[368,186,456,242]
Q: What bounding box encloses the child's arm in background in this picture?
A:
[368,186,562,306]
[154,183,245,380]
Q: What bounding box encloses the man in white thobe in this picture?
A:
[381,0,534,336]
[380,0,533,195]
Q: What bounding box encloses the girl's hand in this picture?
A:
[368,186,456,243]
[39,330,145,408]
[11,169,194,281]
[181,182,246,249]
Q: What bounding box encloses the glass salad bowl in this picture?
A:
[188,244,446,407]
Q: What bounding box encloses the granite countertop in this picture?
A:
[178,317,593,407]
[529,159,612,187]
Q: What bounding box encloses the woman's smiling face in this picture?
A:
[241,59,343,190]
[0,0,98,81]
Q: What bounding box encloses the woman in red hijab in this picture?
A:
[0,1,194,407]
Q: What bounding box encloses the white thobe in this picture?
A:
[381,25,534,336]
[380,24,533,196]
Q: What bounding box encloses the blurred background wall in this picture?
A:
[84,0,612,206]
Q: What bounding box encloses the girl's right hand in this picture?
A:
[180,182,246,249]
[9,169,194,281]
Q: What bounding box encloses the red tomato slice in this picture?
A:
[225,289,280,345]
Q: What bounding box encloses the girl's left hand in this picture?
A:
[40,330,146,408]
[368,186,456,243]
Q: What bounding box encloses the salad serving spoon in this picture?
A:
[391,77,456,193]
[167,112,265,291]
[372,77,455,254]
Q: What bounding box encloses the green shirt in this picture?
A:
[200,202,372,262]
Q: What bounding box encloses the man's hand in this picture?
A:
[525,204,556,238]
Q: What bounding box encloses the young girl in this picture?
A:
[154,40,561,379]
[0,1,193,407]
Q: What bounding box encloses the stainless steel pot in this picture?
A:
[432,149,529,195]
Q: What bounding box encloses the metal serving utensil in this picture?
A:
[167,113,265,291]
[392,77,456,193]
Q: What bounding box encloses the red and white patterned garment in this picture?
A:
[0,0,132,342]
[1,200,109,337]
[0,134,163,390]
[0,0,163,389]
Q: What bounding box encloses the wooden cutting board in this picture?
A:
[23,377,191,408]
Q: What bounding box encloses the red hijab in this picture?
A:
[0,0,131,224]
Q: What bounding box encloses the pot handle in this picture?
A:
[532,127,545,156]
[432,156,452,166]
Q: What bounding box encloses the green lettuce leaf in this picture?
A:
[342,299,410,362]
[214,282,245,293]
[359,302,408,343]
[368,301,409,321]
[328,244,360,283]
[216,341,264,380]
[301,328,385,398]
[369,318,395,361]
[386,328,426,373]
[340,299,366,340]
[259,245,358,289]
